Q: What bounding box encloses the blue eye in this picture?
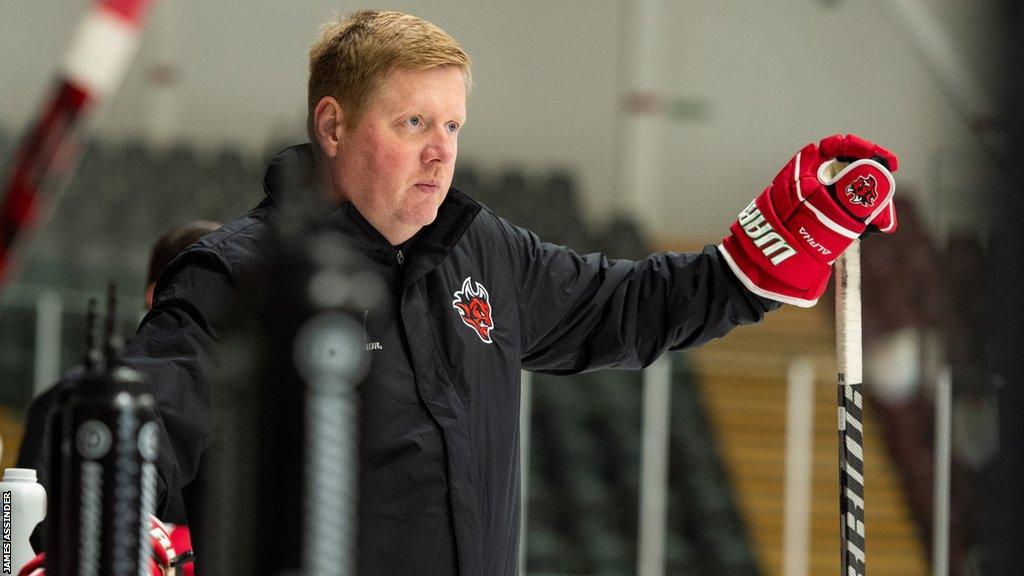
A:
[406,116,421,127]
[446,122,459,134]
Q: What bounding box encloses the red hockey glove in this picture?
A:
[719,134,897,307]
[15,553,43,576]
[167,524,194,576]
[147,516,178,575]
[19,516,180,576]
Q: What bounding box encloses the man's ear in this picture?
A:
[314,97,345,158]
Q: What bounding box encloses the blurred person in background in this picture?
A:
[15,219,219,575]
[121,10,900,576]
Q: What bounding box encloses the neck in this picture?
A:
[315,156,420,247]
[374,220,419,247]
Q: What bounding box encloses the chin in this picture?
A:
[413,209,441,228]
[409,198,445,227]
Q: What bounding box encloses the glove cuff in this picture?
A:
[718,241,827,307]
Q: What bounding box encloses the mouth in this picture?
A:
[415,182,442,193]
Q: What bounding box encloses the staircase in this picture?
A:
[689,303,928,576]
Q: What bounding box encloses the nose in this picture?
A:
[422,126,456,165]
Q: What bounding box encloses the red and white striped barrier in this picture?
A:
[0,0,153,287]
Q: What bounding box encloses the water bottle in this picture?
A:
[49,285,159,576]
[1,468,46,576]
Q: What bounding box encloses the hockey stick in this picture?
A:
[836,240,866,575]
[0,0,154,290]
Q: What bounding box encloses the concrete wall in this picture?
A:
[0,0,1001,241]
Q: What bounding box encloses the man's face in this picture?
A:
[329,65,466,245]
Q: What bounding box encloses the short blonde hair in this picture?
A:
[307,10,472,140]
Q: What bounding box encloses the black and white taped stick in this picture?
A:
[836,240,866,576]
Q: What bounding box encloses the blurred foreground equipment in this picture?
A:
[47,285,160,576]
[195,184,380,576]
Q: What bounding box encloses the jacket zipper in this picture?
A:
[396,249,405,265]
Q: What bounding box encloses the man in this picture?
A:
[16,220,219,575]
[17,219,220,518]
[123,10,898,576]
[143,221,222,309]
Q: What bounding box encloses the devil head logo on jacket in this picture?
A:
[452,277,495,344]
[845,175,878,207]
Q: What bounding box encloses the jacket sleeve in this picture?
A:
[119,249,235,518]
[494,215,782,374]
[14,387,56,475]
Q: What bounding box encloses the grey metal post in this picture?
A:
[34,290,63,396]
[932,368,952,576]
[783,358,815,576]
[519,369,533,576]
[637,355,671,576]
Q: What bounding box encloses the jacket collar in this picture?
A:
[262,143,481,277]
[401,188,480,287]
[262,143,318,204]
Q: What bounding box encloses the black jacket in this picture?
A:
[122,144,778,575]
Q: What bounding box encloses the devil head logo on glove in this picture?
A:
[452,277,495,344]
[845,175,878,207]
